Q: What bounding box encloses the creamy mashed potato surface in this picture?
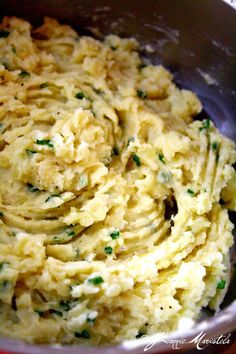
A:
[0,17,235,345]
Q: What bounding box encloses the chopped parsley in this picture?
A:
[11,46,16,54]
[40,82,48,89]
[75,329,90,339]
[159,154,166,164]
[136,331,145,339]
[0,280,11,291]
[217,280,226,290]
[52,236,61,243]
[1,62,10,70]
[187,188,195,196]
[18,70,30,78]
[35,308,63,317]
[0,262,9,272]
[88,276,104,285]
[66,229,76,237]
[0,30,10,38]
[52,230,77,244]
[110,45,117,51]
[49,309,63,317]
[34,309,44,317]
[86,316,96,324]
[26,149,37,156]
[110,230,120,240]
[211,142,220,161]
[59,300,70,311]
[104,246,113,255]
[132,154,141,167]
[139,63,148,69]
[75,91,91,101]
[137,90,147,99]
[0,211,3,217]
[36,139,53,148]
[199,119,211,132]
[45,194,60,203]
[211,142,219,151]
[27,183,39,192]
[112,147,119,156]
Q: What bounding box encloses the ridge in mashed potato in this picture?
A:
[0,16,235,345]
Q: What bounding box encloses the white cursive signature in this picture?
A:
[142,331,231,351]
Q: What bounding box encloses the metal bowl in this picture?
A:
[0,0,235,353]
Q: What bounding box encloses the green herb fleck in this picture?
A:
[104,246,113,255]
[0,30,10,38]
[88,276,104,285]
[18,70,30,78]
[187,189,195,197]
[159,154,166,164]
[0,280,11,291]
[34,309,44,317]
[66,229,76,237]
[49,309,63,317]
[27,183,39,192]
[26,149,37,156]
[45,194,60,203]
[137,90,147,99]
[1,62,10,70]
[40,82,48,89]
[11,46,16,54]
[75,91,90,100]
[59,300,70,312]
[211,142,218,151]
[133,154,141,167]
[136,331,145,339]
[199,119,211,132]
[139,63,147,69]
[211,142,220,162]
[112,147,119,156]
[0,211,4,217]
[110,46,117,51]
[0,262,9,272]
[217,280,226,290]
[75,329,90,339]
[86,314,96,324]
[110,230,120,240]
[36,139,53,148]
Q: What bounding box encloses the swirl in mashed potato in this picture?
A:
[0,17,235,345]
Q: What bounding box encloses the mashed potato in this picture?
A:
[0,17,235,345]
